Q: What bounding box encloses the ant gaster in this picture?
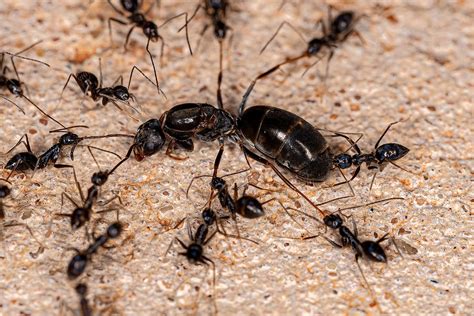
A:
[107,0,194,95]
[67,222,122,279]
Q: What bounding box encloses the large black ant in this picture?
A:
[0,180,43,258]
[1,41,65,127]
[259,6,364,78]
[75,283,92,316]
[107,0,194,95]
[67,222,122,279]
[59,58,157,116]
[331,121,411,190]
[3,128,132,179]
[57,148,123,232]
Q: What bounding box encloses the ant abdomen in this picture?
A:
[235,196,265,219]
[375,143,409,163]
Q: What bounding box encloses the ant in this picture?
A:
[0,180,44,258]
[331,121,411,190]
[1,40,65,127]
[67,222,122,279]
[107,0,194,95]
[75,283,92,316]
[3,128,131,179]
[259,6,364,79]
[281,198,403,308]
[167,220,218,313]
[58,148,123,232]
[59,58,158,117]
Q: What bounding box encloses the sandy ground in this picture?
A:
[0,0,473,315]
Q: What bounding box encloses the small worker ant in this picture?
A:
[331,121,411,190]
[166,220,218,313]
[67,221,122,279]
[3,129,131,179]
[0,179,44,258]
[1,41,65,127]
[57,148,123,232]
[259,6,364,78]
[280,197,403,307]
[59,58,157,117]
[75,283,92,316]
[107,0,194,95]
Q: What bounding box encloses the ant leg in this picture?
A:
[5,133,32,154]
[194,23,210,54]
[124,26,137,51]
[259,21,307,55]
[216,40,224,109]
[201,255,217,314]
[98,57,103,88]
[165,141,188,160]
[321,235,343,248]
[300,54,324,78]
[238,53,307,116]
[368,172,378,192]
[389,161,417,175]
[108,17,128,47]
[177,4,202,33]
[97,194,123,207]
[145,37,165,97]
[127,65,158,91]
[108,145,134,176]
[55,164,85,203]
[323,49,335,82]
[59,74,78,105]
[242,148,328,218]
[3,221,44,249]
[107,0,125,16]
[60,192,80,209]
[159,12,193,55]
[0,95,25,114]
[276,201,315,234]
[374,121,402,149]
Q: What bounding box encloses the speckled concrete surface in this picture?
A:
[0,0,472,315]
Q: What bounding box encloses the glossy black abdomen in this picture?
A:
[238,106,331,182]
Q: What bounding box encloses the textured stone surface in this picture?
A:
[0,0,472,315]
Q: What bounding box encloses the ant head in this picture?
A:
[113,85,130,101]
[211,177,226,191]
[0,185,11,198]
[91,171,109,186]
[59,132,80,145]
[324,214,343,229]
[143,21,159,42]
[331,11,354,35]
[71,208,90,230]
[202,208,216,226]
[374,143,409,163]
[186,243,203,262]
[107,222,122,238]
[7,79,22,96]
[362,240,387,262]
[75,283,88,296]
[236,196,265,219]
[68,254,88,279]
[134,119,166,158]
[121,0,140,13]
[214,20,228,39]
[333,153,352,169]
[307,38,325,56]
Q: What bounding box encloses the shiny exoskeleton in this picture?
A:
[75,283,92,316]
[332,121,410,186]
[238,106,331,183]
[67,222,122,279]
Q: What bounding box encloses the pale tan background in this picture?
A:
[0,0,473,315]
